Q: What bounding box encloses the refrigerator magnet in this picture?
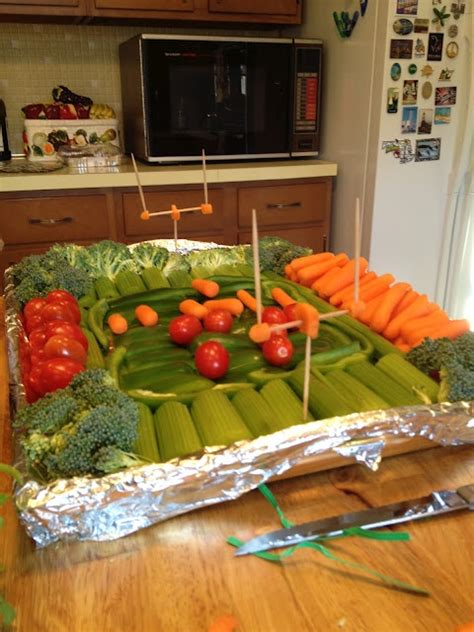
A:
[402,106,418,133]
[393,18,414,35]
[439,67,454,80]
[434,106,451,124]
[391,63,402,80]
[396,0,418,15]
[408,63,418,74]
[421,64,434,76]
[427,33,444,61]
[417,109,433,134]
[435,86,457,105]
[422,81,433,99]
[414,38,426,57]
[451,2,465,19]
[387,88,400,113]
[415,138,441,161]
[403,79,418,104]
[414,18,429,33]
[446,41,459,58]
[448,24,458,37]
[390,39,413,58]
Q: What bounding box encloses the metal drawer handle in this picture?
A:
[266,202,302,210]
[28,216,74,226]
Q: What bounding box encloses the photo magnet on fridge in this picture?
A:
[391,62,402,80]
[390,39,413,58]
[403,79,418,104]
[396,0,418,15]
[427,33,444,61]
[414,18,429,32]
[417,109,433,134]
[415,138,441,161]
[435,86,457,105]
[434,107,451,124]
[402,106,418,133]
[393,18,414,35]
[387,88,400,113]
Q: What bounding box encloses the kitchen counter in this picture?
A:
[0,299,473,632]
[0,158,338,193]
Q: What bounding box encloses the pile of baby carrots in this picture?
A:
[285,251,470,352]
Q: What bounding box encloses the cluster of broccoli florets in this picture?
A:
[247,236,311,275]
[15,369,142,480]
[11,249,93,307]
[406,333,474,403]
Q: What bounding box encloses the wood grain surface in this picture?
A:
[1,302,473,632]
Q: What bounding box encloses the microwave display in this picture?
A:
[120,36,322,163]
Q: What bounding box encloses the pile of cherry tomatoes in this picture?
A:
[20,290,87,402]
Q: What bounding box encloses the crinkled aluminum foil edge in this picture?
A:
[4,243,473,547]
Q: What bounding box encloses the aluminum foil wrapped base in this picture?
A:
[4,241,474,547]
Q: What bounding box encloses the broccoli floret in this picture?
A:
[274,245,312,276]
[162,252,191,276]
[21,432,52,469]
[93,446,148,474]
[69,368,135,413]
[243,236,302,272]
[131,243,169,271]
[14,391,78,434]
[453,332,474,372]
[11,249,93,307]
[406,337,454,375]
[47,242,93,272]
[438,359,474,403]
[186,247,246,274]
[85,240,135,280]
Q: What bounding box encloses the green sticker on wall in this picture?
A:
[408,64,417,74]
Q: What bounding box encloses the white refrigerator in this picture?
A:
[291,0,473,325]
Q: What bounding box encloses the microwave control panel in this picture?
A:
[292,44,322,154]
[295,72,318,131]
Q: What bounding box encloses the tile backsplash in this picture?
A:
[0,22,276,155]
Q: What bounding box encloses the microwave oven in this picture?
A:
[119,35,323,164]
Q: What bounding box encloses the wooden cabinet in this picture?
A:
[0,0,86,17]
[0,0,301,23]
[0,177,331,283]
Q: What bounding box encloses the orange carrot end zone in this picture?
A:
[294,303,320,338]
[271,287,296,308]
[248,322,271,343]
[179,299,209,320]
[135,304,159,327]
[203,298,244,316]
[191,278,220,298]
[107,313,128,335]
[236,289,258,312]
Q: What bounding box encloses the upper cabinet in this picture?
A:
[0,0,86,17]
[0,0,301,24]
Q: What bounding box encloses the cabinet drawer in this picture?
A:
[0,195,110,245]
[209,0,297,15]
[239,226,328,252]
[122,189,225,237]
[238,183,329,228]
[94,0,193,10]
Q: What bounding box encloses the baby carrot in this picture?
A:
[294,303,320,338]
[391,289,419,318]
[422,318,470,341]
[135,304,159,327]
[329,271,377,306]
[311,266,342,295]
[290,251,334,272]
[179,299,208,320]
[383,294,437,341]
[237,289,258,312]
[358,292,388,325]
[107,313,128,335]
[271,287,296,308]
[320,257,369,299]
[369,282,412,333]
[191,278,220,298]
[400,309,449,346]
[203,298,244,316]
[248,322,271,343]
[297,252,348,284]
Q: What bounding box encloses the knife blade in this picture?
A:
[235,484,474,556]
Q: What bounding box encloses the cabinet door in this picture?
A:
[208,0,298,15]
[0,0,85,9]
[94,0,194,11]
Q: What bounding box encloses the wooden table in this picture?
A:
[1,308,473,632]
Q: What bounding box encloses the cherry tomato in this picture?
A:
[38,358,84,393]
[23,297,47,321]
[28,363,47,397]
[262,306,288,326]
[30,348,46,366]
[262,335,294,367]
[44,321,88,351]
[29,327,48,350]
[43,335,87,365]
[40,301,78,324]
[283,303,298,322]
[169,315,202,346]
[195,341,229,379]
[24,376,40,404]
[46,289,77,305]
[203,309,233,333]
[25,314,45,335]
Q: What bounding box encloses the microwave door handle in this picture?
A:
[266,202,302,209]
